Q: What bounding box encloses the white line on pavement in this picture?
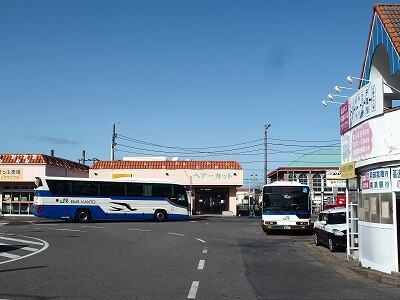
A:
[187,281,199,299]
[197,260,205,270]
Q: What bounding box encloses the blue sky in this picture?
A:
[0,0,394,184]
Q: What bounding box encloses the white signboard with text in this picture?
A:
[361,168,391,194]
[340,78,384,134]
[341,109,400,164]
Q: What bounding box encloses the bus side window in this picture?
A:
[100,183,125,196]
[152,184,173,198]
[126,183,144,197]
[143,184,152,197]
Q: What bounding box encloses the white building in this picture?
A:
[0,153,89,216]
[90,158,243,216]
[338,4,400,274]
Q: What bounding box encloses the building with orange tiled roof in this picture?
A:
[90,157,243,215]
[336,4,400,274]
[0,153,89,216]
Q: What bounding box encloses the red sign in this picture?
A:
[340,101,349,134]
[335,195,346,206]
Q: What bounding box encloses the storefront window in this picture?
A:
[359,192,393,224]
[1,185,35,215]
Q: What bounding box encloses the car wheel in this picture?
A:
[328,237,336,252]
[314,233,322,246]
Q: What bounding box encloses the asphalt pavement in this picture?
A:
[2,214,400,287]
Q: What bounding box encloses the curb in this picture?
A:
[295,240,400,287]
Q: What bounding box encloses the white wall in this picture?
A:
[89,168,243,186]
[359,221,397,273]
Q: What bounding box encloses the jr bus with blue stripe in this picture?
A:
[261,181,312,233]
[33,176,189,222]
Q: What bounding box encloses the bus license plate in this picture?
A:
[283,225,291,229]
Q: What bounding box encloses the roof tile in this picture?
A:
[0,154,89,171]
[92,160,242,170]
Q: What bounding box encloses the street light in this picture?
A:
[322,100,344,107]
[347,75,400,94]
[328,94,349,101]
[334,86,355,93]
[346,75,368,84]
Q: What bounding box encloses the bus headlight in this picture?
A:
[296,221,309,225]
[264,221,276,225]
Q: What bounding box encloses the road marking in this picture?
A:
[202,247,208,254]
[0,234,49,265]
[0,236,44,246]
[0,243,38,252]
[187,281,199,299]
[81,225,106,229]
[46,228,84,232]
[197,260,205,270]
[0,252,20,259]
[195,238,206,243]
[128,228,150,232]
[168,232,185,237]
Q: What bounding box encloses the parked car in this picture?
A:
[313,207,347,252]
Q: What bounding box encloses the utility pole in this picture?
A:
[111,123,116,161]
[81,150,86,165]
[264,124,271,184]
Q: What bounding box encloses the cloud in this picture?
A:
[26,135,81,146]
[263,44,291,80]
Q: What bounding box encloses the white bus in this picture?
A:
[261,181,312,233]
[33,176,189,222]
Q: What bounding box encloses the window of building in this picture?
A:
[312,174,322,192]
[298,174,308,185]
[288,173,296,182]
[358,192,393,224]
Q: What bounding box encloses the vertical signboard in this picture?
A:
[339,78,384,135]
[340,101,349,134]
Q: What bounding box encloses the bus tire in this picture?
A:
[75,209,91,223]
[154,210,167,222]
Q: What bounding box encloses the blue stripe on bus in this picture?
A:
[33,204,189,221]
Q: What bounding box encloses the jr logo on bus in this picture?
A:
[56,198,69,203]
[283,216,290,220]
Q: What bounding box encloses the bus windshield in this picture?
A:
[262,193,309,212]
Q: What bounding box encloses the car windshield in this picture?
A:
[328,212,346,224]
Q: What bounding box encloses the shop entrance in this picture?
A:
[194,188,229,215]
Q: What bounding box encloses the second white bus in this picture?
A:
[261,181,312,233]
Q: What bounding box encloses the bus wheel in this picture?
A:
[75,209,90,223]
[154,210,167,222]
